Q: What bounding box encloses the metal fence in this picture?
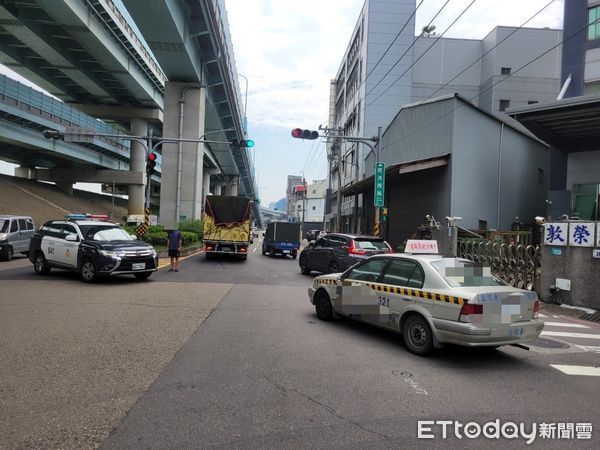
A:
[458,239,542,292]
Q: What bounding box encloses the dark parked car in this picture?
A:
[299,233,392,275]
[305,229,325,242]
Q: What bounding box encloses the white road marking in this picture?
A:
[550,365,600,376]
[543,322,589,329]
[541,331,600,339]
[252,247,257,253]
[539,313,548,318]
[575,345,600,353]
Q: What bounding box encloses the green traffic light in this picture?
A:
[246,139,254,148]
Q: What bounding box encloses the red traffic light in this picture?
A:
[291,128,319,140]
[148,152,157,161]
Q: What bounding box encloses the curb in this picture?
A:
[158,244,204,259]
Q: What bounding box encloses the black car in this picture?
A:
[298,233,392,275]
[29,220,158,282]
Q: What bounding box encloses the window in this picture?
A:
[62,225,78,240]
[312,189,316,194]
[10,220,18,233]
[501,67,511,75]
[312,206,316,210]
[499,99,510,112]
[381,259,424,288]
[346,258,388,282]
[18,219,27,231]
[0,220,8,233]
[589,6,600,41]
[26,218,34,230]
[46,223,63,238]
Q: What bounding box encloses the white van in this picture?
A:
[0,215,36,261]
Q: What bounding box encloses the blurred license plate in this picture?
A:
[132,263,146,270]
[283,250,290,254]
[509,327,524,337]
[222,247,231,252]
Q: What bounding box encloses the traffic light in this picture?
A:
[382,207,388,222]
[231,139,254,148]
[42,130,62,140]
[146,152,157,176]
[291,128,319,140]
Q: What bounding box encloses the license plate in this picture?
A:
[222,247,231,252]
[283,250,290,254]
[132,263,146,270]
[509,327,524,337]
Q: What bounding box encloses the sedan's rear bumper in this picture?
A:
[432,318,544,347]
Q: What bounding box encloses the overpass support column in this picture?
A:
[55,181,73,196]
[202,168,220,215]
[213,182,224,196]
[129,118,147,216]
[160,82,205,228]
[229,177,239,196]
[14,166,36,179]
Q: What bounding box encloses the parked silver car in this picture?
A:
[0,215,36,261]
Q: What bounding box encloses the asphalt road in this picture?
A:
[1,240,599,449]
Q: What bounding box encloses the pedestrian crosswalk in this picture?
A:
[535,313,600,377]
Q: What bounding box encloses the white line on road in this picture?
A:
[539,313,548,318]
[575,345,600,353]
[252,247,257,253]
[541,331,600,339]
[550,365,600,376]
[543,322,589,329]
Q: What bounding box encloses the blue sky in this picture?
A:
[0,0,563,205]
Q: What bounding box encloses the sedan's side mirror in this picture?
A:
[130,234,137,240]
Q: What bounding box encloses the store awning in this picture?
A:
[342,153,450,196]
[508,96,600,152]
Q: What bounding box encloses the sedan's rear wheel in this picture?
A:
[403,315,433,356]
[314,290,333,321]
[329,261,339,273]
[299,256,311,275]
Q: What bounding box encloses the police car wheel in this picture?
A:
[6,246,13,261]
[315,290,333,321]
[79,258,98,283]
[403,315,433,356]
[34,253,50,275]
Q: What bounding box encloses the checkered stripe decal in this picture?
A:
[315,279,465,305]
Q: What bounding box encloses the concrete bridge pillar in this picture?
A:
[55,181,73,196]
[14,166,36,179]
[129,118,147,216]
[159,82,205,228]
[229,177,239,196]
[213,182,224,196]
[202,168,220,215]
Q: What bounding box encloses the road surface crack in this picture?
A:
[262,375,388,439]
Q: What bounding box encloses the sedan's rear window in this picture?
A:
[431,259,506,287]
[354,239,390,250]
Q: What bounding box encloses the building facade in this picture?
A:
[325,0,563,233]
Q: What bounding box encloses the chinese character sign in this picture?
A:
[374,162,385,207]
[544,223,566,246]
[569,222,595,247]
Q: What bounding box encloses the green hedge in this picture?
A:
[123,220,203,247]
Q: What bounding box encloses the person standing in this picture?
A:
[167,228,183,272]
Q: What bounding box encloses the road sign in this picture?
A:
[374,162,385,207]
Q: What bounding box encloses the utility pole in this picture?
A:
[301,174,307,239]
[335,139,343,233]
[375,126,382,237]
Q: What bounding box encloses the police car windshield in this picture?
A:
[78,225,133,241]
[0,220,8,233]
[431,259,506,288]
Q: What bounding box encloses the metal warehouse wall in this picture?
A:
[451,97,549,230]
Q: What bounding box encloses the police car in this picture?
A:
[308,240,543,355]
[29,220,158,282]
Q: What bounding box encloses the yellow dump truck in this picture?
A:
[203,195,252,260]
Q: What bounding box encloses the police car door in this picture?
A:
[338,258,389,320]
[375,259,425,327]
[42,222,63,263]
[59,224,80,268]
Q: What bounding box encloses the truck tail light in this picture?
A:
[240,246,247,253]
[347,240,366,255]
[205,244,214,251]
[533,300,540,319]
[459,303,483,321]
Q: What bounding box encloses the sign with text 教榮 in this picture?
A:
[374,162,385,207]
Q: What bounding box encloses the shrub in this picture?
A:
[178,219,203,241]
[142,232,168,247]
[181,231,199,246]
